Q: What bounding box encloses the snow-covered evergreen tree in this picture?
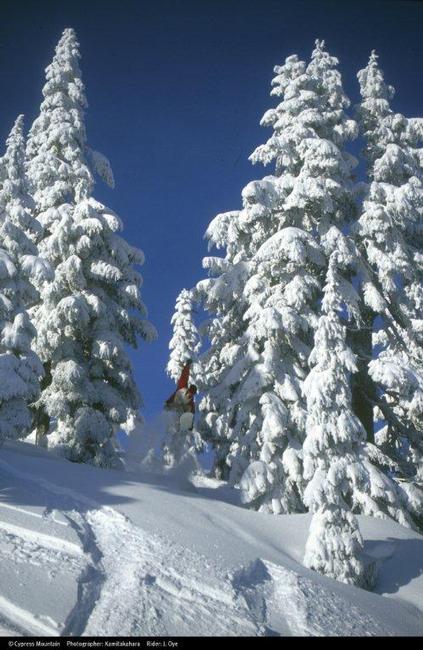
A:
[167,288,200,381]
[237,41,361,514]
[194,41,420,532]
[0,116,47,444]
[197,41,361,514]
[195,212,253,479]
[26,28,156,467]
[355,52,423,526]
[162,288,201,469]
[303,253,367,587]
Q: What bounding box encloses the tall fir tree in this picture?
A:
[236,40,362,514]
[196,42,361,514]
[0,116,48,444]
[26,28,156,467]
[355,52,423,525]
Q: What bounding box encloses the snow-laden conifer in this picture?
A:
[167,288,200,381]
[0,116,47,443]
[26,29,156,466]
[303,253,367,587]
[162,288,202,469]
[236,41,361,513]
[356,52,423,524]
[214,41,361,513]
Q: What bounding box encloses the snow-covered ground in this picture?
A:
[0,440,422,637]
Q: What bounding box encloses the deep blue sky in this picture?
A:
[0,0,422,420]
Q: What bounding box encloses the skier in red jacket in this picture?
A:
[165,360,197,430]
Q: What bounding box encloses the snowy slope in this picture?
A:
[0,440,422,637]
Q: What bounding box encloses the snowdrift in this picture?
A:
[0,440,422,637]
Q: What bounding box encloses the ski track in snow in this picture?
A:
[0,457,405,636]
[0,458,260,636]
[0,457,254,636]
